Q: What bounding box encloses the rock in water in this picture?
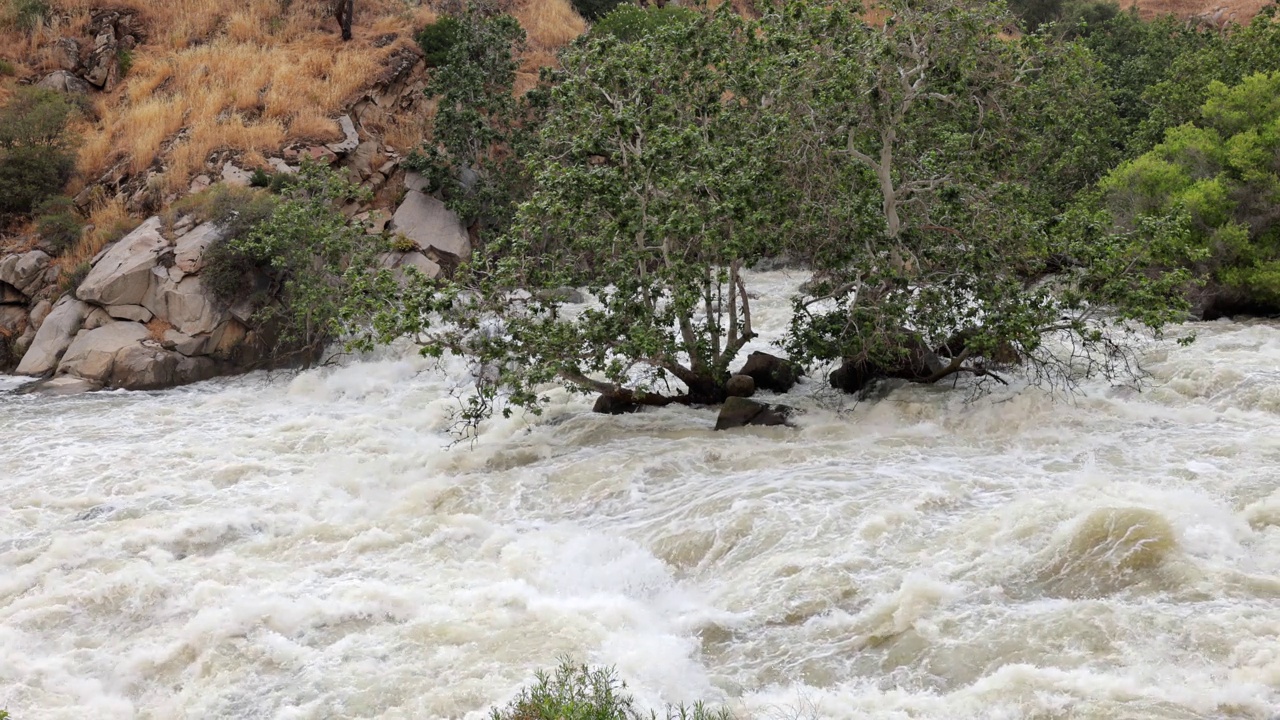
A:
[15,296,89,375]
[592,393,640,415]
[736,351,802,393]
[715,396,795,430]
[725,374,756,398]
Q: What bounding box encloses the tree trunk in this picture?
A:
[335,0,354,41]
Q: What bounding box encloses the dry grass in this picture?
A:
[1126,0,1274,21]
[0,0,585,205]
[55,196,137,270]
[145,316,173,341]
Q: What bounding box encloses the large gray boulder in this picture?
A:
[142,275,222,336]
[77,217,167,306]
[0,250,52,297]
[35,70,92,95]
[327,115,360,154]
[173,221,225,275]
[57,321,191,389]
[389,190,470,259]
[15,296,89,375]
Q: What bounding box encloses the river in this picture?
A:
[2,271,1279,719]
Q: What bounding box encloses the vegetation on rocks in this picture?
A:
[0,87,77,217]
[489,660,733,720]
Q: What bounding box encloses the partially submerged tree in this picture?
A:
[370,6,794,423]
[771,0,1189,390]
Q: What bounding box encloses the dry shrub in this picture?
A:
[58,196,136,269]
[514,0,585,49]
[145,316,173,341]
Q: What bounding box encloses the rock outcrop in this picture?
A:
[9,213,264,392]
[736,351,803,393]
[389,190,471,262]
[714,397,796,430]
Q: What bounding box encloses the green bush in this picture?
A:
[0,87,77,216]
[489,660,733,720]
[6,0,48,31]
[35,196,85,254]
[0,59,15,76]
[416,15,464,67]
[116,47,133,76]
[573,0,627,22]
[587,5,697,42]
[60,260,91,295]
[249,166,272,188]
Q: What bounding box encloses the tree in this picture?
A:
[770,0,1188,389]
[369,6,793,424]
[335,0,354,41]
[0,87,77,216]
[1100,70,1280,318]
[407,9,530,249]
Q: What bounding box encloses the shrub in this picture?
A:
[60,260,91,295]
[36,196,85,254]
[489,660,733,720]
[389,233,416,252]
[572,0,627,22]
[0,59,15,76]
[416,15,464,67]
[0,87,78,216]
[587,5,696,42]
[116,47,133,76]
[169,184,277,239]
[6,0,48,31]
[249,166,272,188]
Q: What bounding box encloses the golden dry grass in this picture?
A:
[56,195,136,270]
[1,0,584,202]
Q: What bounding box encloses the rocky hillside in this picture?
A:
[0,0,584,390]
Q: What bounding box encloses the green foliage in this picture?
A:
[4,0,48,31]
[1100,70,1280,315]
[489,660,733,720]
[116,47,133,76]
[587,4,696,41]
[416,15,465,67]
[407,8,530,246]
[212,162,386,366]
[0,59,15,76]
[572,0,627,21]
[389,233,416,253]
[60,260,91,295]
[1008,0,1119,34]
[35,196,84,254]
[0,87,77,216]
[249,166,272,188]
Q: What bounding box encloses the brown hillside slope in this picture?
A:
[1127,0,1272,23]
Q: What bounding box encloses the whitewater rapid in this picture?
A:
[2,271,1279,719]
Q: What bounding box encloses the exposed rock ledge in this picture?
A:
[8,216,262,393]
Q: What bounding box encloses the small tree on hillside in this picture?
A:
[0,87,77,217]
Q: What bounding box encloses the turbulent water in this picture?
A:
[2,271,1279,720]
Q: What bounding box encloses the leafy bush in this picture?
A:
[249,166,272,188]
[35,196,85,254]
[1100,71,1280,316]
[1007,0,1118,34]
[0,87,78,216]
[207,162,387,366]
[416,15,464,67]
[489,660,733,720]
[60,260,91,295]
[588,4,696,42]
[0,59,15,76]
[572,0,627,22]
[116,47,133,76]
[5,0,48,31]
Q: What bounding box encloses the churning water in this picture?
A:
[2,271,1279,719]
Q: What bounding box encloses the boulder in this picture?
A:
[52,37,81,71]
[84,26,119,89]
[326,115,360,154]
[389,190,471,259]
[83,307,112,330]
[346,140,379,178]
[736,351,802,393]
[221,162,253,187]
[35,70,92,95]
[189,175,213,194]
[725,374,756,398]
[77,217,166,306]
[18,375,103,396]
[714,396,795,431]
[142,275,222,336]
[830,358,878,394]
[173,221,225,274]
[593,393,642,415]
[15,296,90,375]
[268,158,296,175]
[58,321,185,389]
[404,171,430,192]
[208,318,248,358]
[0,305,26,335]
[30,299,53,329]
[378,251,441,282]
[162,328,208,356]
[0,250,52,297]
[106,304,153,323]
[0,282,25,304]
